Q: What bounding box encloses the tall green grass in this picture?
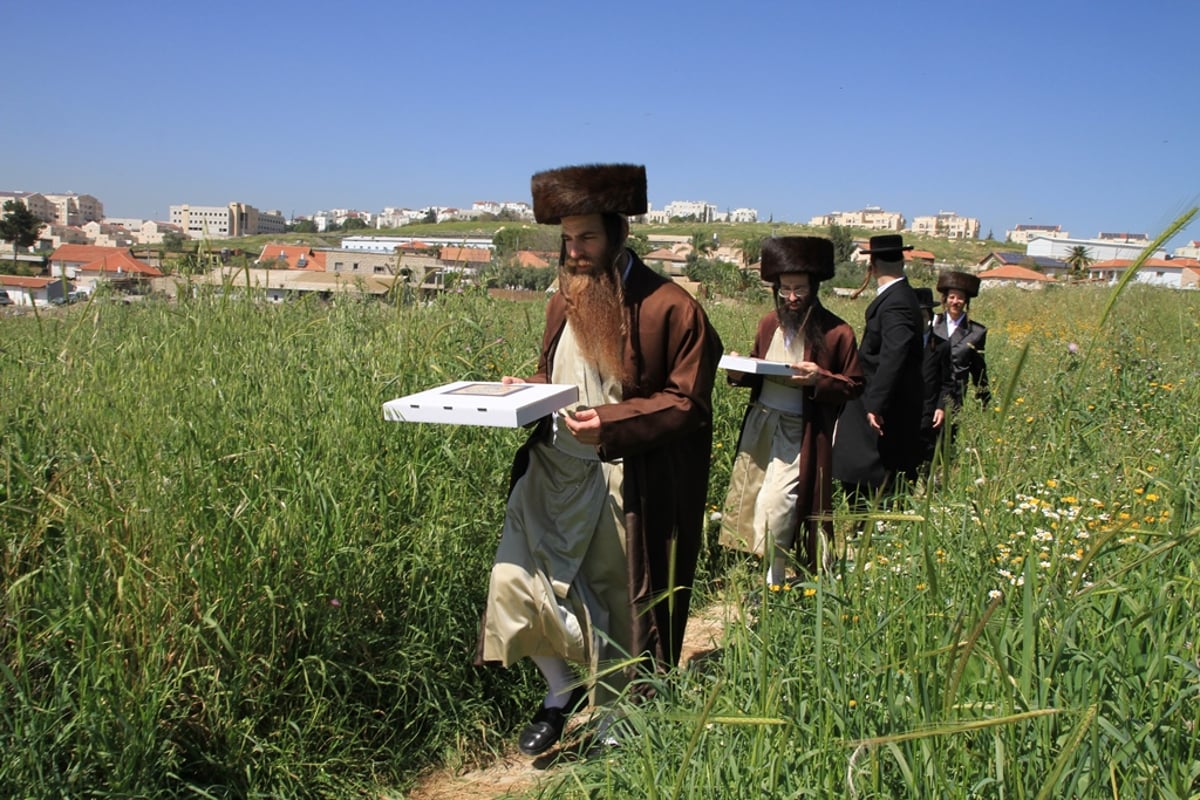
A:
[1,290,556,796]
[535,237,1200,795]
[3,253,1199,796]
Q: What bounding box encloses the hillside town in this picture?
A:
[3,189,1200,309]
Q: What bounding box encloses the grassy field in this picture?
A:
[1,269,1198,797]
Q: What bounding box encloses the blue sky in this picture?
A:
[4,0,1198,243]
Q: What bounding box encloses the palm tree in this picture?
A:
[739,237,762,269]
[1064,245,1094,280]
[690,231,716,258]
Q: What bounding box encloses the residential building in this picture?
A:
[1087,257,1200,289]
[663,200,717,222]
[196,267,401,303]
[0,275,69,307]
[850,245,936,266]
[374,208,418,228]
[513,250,550,269]
[341,234,493,253]
[809,206,905,231]
[643,205,670,224]
[1097,232,1148,243]
[104,216,148,231]
[45,193,104,226]
[977,251,1070,279]
[136,221,186,245]
[82,221,136,248]
[255,244,328,271]
[643,248,688,277]
[1026,236,1163,262]
[1173,240,1200,259]
[978,264,1056,290]
[727,207,758,224]
[48,244,163,294]
[323,248,433,282]
[438,246,492,271]
[1006,224,1070,245]
[911,211,980,239]
[471,200,534,220]
[169,202,286,239]
[1,190,104,226]
[36,224,89,250]
[1,191,55,222]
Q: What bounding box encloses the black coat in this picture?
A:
[833,278,925,487]
[931,313,991,407]
[920,332,958,462]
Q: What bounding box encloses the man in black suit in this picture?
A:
[833,234,925,514]
[915,287,959,473]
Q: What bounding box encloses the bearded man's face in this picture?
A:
[775,273,814,336]
[558,214,628,383]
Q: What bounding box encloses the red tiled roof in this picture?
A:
[645,248,687,261]
[978,265,1054,282]
[439,247,491,264]
[51,244,133,264]
[256,244,327,271]
[78,251,163,277]
[905,250,936,261]
[0,274,57,288]
[515,250,549,268]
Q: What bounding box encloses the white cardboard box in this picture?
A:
[383,381,579,428]
[718,354,795,376]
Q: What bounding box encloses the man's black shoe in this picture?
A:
[517,687,588,756]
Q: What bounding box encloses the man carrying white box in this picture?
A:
[720,236,864,581]
[475,163,723,756]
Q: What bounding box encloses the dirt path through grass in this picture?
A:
[404,600,736,800]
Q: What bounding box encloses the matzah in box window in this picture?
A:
[383,381,579,428]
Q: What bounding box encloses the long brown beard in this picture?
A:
[776,295,823,358]
[560,259,629,386]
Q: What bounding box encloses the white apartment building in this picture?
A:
[81,221,135,248]
[809,206,905,231]
[375,207,420,229]
[1027,235,1164,262]
[663,200,717,222]
[1,190,104,226]
[1173,240,1200,259]
[1006,224,1070,245]
[340,234,494,253]
[911,211,981,239]
[727,208,758,223]
[45,193,104,226]
[170,202,286,239]
[36,223,89,249]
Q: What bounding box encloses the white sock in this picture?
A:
[532,655,576,709]
[766,548,788,586]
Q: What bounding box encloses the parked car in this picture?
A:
[0,290,12,306]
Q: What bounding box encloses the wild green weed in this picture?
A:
[3,240,1199,796]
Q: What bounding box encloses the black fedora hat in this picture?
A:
[859,234,913,255]
[914,287,937,309]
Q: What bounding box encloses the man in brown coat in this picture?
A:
[477,163,723,756]
[721,237,863,578]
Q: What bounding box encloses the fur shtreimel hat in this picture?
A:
[859,234,913,256]
[914,286,937,309]
[530,163,648,224]
[760,236,835,282]
[936,270,981,298]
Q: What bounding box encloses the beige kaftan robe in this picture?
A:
[481,324,630,703]
[721,329,807,556]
